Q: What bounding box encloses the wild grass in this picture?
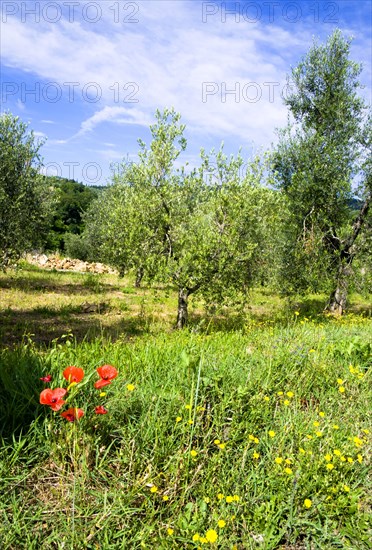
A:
[0,265,371,548]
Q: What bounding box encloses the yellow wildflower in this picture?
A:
[218,443,226,450]
[319,411,325,417]
[287,391,294,398]
[338,386,345,393]
[284,467,293,475]
[150,486,158,493]
[205,529,218,543]
[217,520,226,528]
[275,457,283,464]
[304,499,312,508]
[192,533,200,542]
[333,449,341,456]
[190,450,198,458]
[162,495,169,501]
[326,463,334,471]
[217,493,224,500]
[214,439,220,445]
[225,496,234,503]
[313,421,320,427]
[268,430,276,438]
[126,384,135,392]
[176,416,182,423]
[284,399,290,406]
[253,451,260,459]
[325,454,332,462]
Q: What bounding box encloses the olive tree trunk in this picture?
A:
[176,288,189,329]
[326,195,370,315]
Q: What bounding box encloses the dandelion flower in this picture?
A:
[217,493,224,500]
[264,396,270,401]
[205,529,218,543]
[277,391,284,396]
[192,534,200,542]
[284,467,293,475]
[285,458,292,464]
[313,421,320,427]
[217,520,226,528]
[287,391,294,398]
[284,399,290,406]
[150,486,158,493]
[185,404,191,410]
[325,454,332,462]
[299,448,306,455]
[233,495,240,501]
[225,496,233,503]
[304,499,312,508]
[353,436,363,447]
[218,443,226,450]
[337,378,344,385]
[254,437,259,444]
[333,449,341,456]
[357,454,363,463]
[176,416,182,423]
[253,451,260,459]
[188,420,193,425]
[315,431,323,437]
[162,495,169,501]
[343,485,350,492]
[268,430,276,438]
[204,497,210,503]
[126,383,135,392]
[338,386,345,393]
[326,463,334,471]
[214,439,221,445]
[190,450,198,458]
[167,528,174,535]
[319,411,325,417]
[275,457,283,464]
[332,424,340,430]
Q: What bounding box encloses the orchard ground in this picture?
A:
[0,263,371,548]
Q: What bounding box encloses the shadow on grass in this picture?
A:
[0,271,123,296]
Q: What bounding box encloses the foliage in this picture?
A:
[0,112,51,269]
[42,176,100,252]
[272,30,371,302]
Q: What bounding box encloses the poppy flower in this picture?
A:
[63,366,84,384]
[94,364,118,389]
[40,374,52,383]
[40,388,67,411]
[95,405,108,415]
[61,407,84,422]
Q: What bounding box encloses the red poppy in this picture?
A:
[40,388,67,411]
[40,374,52,383]
[61,407,84,422]
[95,405,108,415]
[94,364,118,389]
[63,366,84,384]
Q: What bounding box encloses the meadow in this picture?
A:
[0,264,371,549]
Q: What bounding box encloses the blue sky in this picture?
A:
[1,0,371,185]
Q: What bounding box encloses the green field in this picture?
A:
[0,265,371,549]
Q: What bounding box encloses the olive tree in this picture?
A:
[0,113,49,269]
[272,30,371,312]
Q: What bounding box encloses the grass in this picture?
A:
[0,264,371,548]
